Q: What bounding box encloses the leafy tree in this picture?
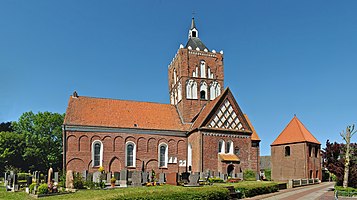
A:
[12,111,64,172]
[323,140,357,188]
[0,122,13,132]
[0,131,25,173]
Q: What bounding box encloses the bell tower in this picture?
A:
[168,18,225,123]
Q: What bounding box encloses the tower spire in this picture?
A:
[190,17,196,29]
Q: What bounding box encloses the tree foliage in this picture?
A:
[0,122,13,132]
[323,140,357,188]
[0,111,64,173]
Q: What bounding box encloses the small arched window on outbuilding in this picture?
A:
[126,142,136,167]
[158,143,168,168]
[92,140,103,167]
[285,146,290,157]
[218,140,225,154]
[226,140,234,154]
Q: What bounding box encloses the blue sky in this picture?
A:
[1,0,356,156]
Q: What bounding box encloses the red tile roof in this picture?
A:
[244,114,260,141]
[64,96,188,131]
[271,116,320,146]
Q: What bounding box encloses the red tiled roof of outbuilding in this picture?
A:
[271,116,320,146]
[64,96,189,131]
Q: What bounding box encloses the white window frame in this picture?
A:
[218,140,225,154]
[92,140,103,167]
[158,143,168,168]
[226,140,234,154]
[125,141,136,167]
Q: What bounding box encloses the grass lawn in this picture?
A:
[0,181,279,200]
[216,181,279,187]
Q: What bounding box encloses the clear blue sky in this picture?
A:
[1,0,356,156]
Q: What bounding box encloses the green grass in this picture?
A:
[0,181,278,200]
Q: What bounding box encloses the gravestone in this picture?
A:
[93,171,101,183]
[131,171,142,187]
[220,173,225,180]
[149,171,153,182]
[27,176,32,186]
[87,173,93,182]
[141,172,148,184]
[114,172,120,180]
[158,173,165,185]
[187,173,199,186]
[66,170,74,189]
[166,172,178,185]
[181,172,190,183]
[35,171,40,185]
[4,172,7,187]
[47,167,53,185]
[12,174,18,192]
[54,172,59,183]
[81,170,87,181]
[44,175,48,184]
[106,172,112,183]
[119,170,127,187]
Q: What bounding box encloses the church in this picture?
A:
[63,18,261,177]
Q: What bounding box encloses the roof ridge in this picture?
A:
[295,117,307,141]
[75,95,172,106]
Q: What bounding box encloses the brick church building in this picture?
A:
[63,18,260,177]
[271,116,322,181]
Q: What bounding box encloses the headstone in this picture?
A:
[141,172,148,184]
[93,171,101,183]
[12,174,18,192]
[149,170,153,182]
[220,173,225,180]
[81,170,88,181]
[119,170,127,187]
[158,173,165,185]
[54,172,59,183]
[131,171,142,187]
[166,172,178,185]
[27,176,32,186]
[44,175,48,184]
[65,170,74,189]
[47,167,53,185]
[35,171,40,185]
[87,173,93,182]
[106,172,112,183]
[181,172,190,183]
[114,172,120,181]
[187,173,199,186]
[4,172,7,186]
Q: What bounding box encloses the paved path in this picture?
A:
[247,182,339,200]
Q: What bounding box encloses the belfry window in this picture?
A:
[285,146,290,157]
[192,31,197,37]
[200,91,206,100]
[200,82,207,100]
[92,140,103,167]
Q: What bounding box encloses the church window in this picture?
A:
[315,146,318,157]
[210,81,221,100]
[159,143,168,168]
[234,147,240,155]
[173,69,177,84]
[207,67,214,79]
[200,61,206,78]
[186,80,197,99]
[226,141,233,154]
[192,31,197,37]
[92,140,103,167]
[126,142,136,167]
[285,146,290,157]
[200,82,207,100]
[218,140,225,153]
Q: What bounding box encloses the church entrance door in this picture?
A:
[227,164,234,177]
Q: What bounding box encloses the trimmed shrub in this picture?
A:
[264,169,271,181]
[208,177,224,183]
[73,172,85,189]
[110,186,229,200]
[37,183,48,194]
[29,183,36,194]
[234,182,279,198]
[243,169,256,181]
[335,186,357,197]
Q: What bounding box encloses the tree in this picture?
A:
[323,140,357,188]
[0,131,25,173]
[12,111,64,172]
[0,122,13,132]
[340,125,357,188]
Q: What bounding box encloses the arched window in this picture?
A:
[200,61,206,78]
[210,81,221,100]
[188,143,192,168]
[158,143,168,168]
[177,82,182,102]
[200,82,207,100]
[226,141,234,154]
[173,69,177,84]
[186,80,197,99]
[285,146,290,157]
[126,142,136,167]
[234,147,240,155]
[92,140,103,167]
[170,92,174,105]
[218,140,225,154]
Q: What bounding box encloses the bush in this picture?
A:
[111,186,229,200]
[335,186,357,197]
[243,169,256,181]
[208,177,224,183]
[264,169,271,181]
[59,172,66,188]
[234,182,279,198]
[73,172,85,189]
[37,183,48,194]
[29,183,36,194]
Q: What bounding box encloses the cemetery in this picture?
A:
[0,167,282,199]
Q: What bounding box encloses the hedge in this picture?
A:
[243,170,256,181]
[233,182,279,198]
[335,186,357,197]
[109,186,229,200]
